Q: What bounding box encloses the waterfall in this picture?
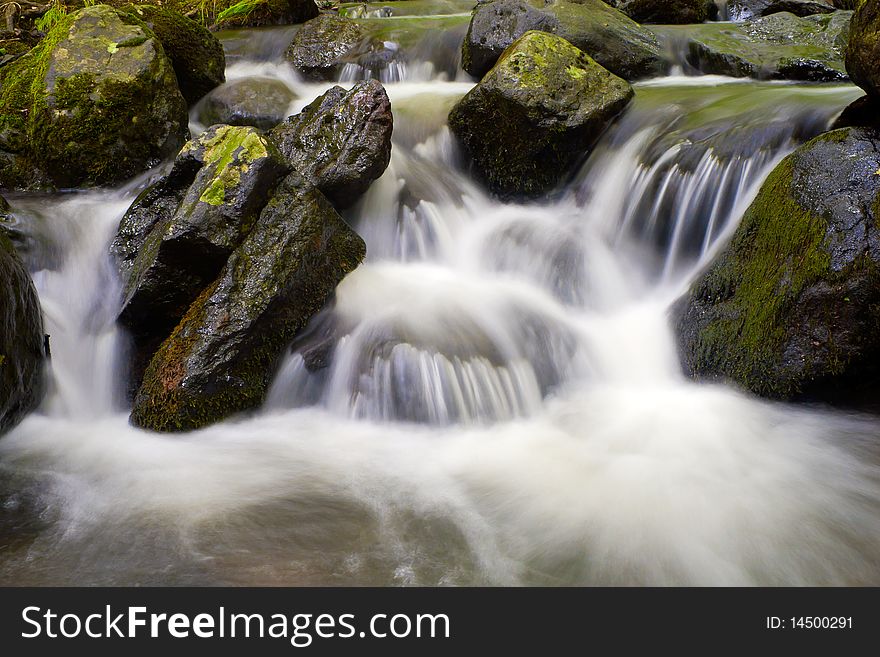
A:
[1,11,879,586]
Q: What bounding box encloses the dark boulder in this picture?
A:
[0,5,188,190]
[199,78,297,131]
[676,127,880,401]
[761,1,837,17]
[0,224,45,435]
[123,4,226,104]
[130,172,366,432]
[284,13,368,81]
[461,0,668,81]
[449,30,633,198]
[618,0,709,23]
[846,0,880,98]
[110,125,288,386]
[268,80,393,208]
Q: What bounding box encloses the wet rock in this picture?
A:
[618,0,709,23]
[110,125,288,385]
[284,13,369,81]
[461,0,668,81]
[831,95,880,131]
[676,127,880,401]
[0,223,45,435]
[130,171,366,433]
[671,10,852,80]
[0,5,188,190]
[761,1,837,16]
[268,80,393,208]
[123,4,226,104]
[846,0,880,99]
[199,78,296,131]
[449,31,633,198]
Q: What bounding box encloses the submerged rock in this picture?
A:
[269,80,393,208]
[199,78,296,130]
[664,9,852,80]
[846,0,880,99]
[618,0,709,23]
[462,0,668,81]
[130,172,365,433]
[0,226,45,435]
[0,5,188,190]
[284,13,368,81]
[111,125,288,385]
[761,1,837,17]
[124,4,226,104]
[676,127,880,401]
[449,31,633,198]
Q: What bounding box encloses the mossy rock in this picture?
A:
[654,10,852,80]
[449,30,633,199]
[461,0,669,81]
[130,171,366,433]
[846,0,880,99]
[268,79,393,208]
[0,219,46,435]
[284,13,369,81]
[0,5,188,190]
[111,124,289,391]
[617,0,709,23]
[199,77,296,130]
[676,127,880,401]
[123,4,226,104]
[160,0,318,29]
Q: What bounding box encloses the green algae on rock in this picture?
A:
[0,223,45,435]
[461,0,668,81]
[130,171,366,433]
[846,0,880,98]
[269,79,393,208]
[449,30,633,199]
[0,5,188,190]
[676,127,880,401]
[123,4,226,104]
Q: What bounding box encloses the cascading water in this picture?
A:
[1,6,879,585]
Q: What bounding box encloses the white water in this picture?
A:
[1,18,879,585]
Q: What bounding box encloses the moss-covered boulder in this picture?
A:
[199,78,296,130]
[123,4,225,104]
[618,0,709,23]
[656,9,852,80]
[462,0,668,81]
[130,171,365,432]
[846,0,880,99]
[449,31,633,199]
[111,125,288,388]
[0,5,188,190]
[676,127,880,401]
[762,1,837,16]
[0,225,45,435]
[284,13,368,81]
[268,80,393,209]
[163,0,318,29]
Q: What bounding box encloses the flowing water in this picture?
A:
[1,7,879,586]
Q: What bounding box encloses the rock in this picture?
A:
[111,125,288,386]
[130,171,366,432]
[0,5,188,190]
[0,226,45,435]
[618,0,709,23]
[676,127,880,401]
[268,80,393,208]
[449,31,633,198]
[727,0,774,19]
[123,4,226,104]
[672,10,852,80]
[461,0,669,81]
[761,1,837,16]
[846,0,880,99]
[830,95,880,131]
[199,78,296,130]
[284,13,368,81]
